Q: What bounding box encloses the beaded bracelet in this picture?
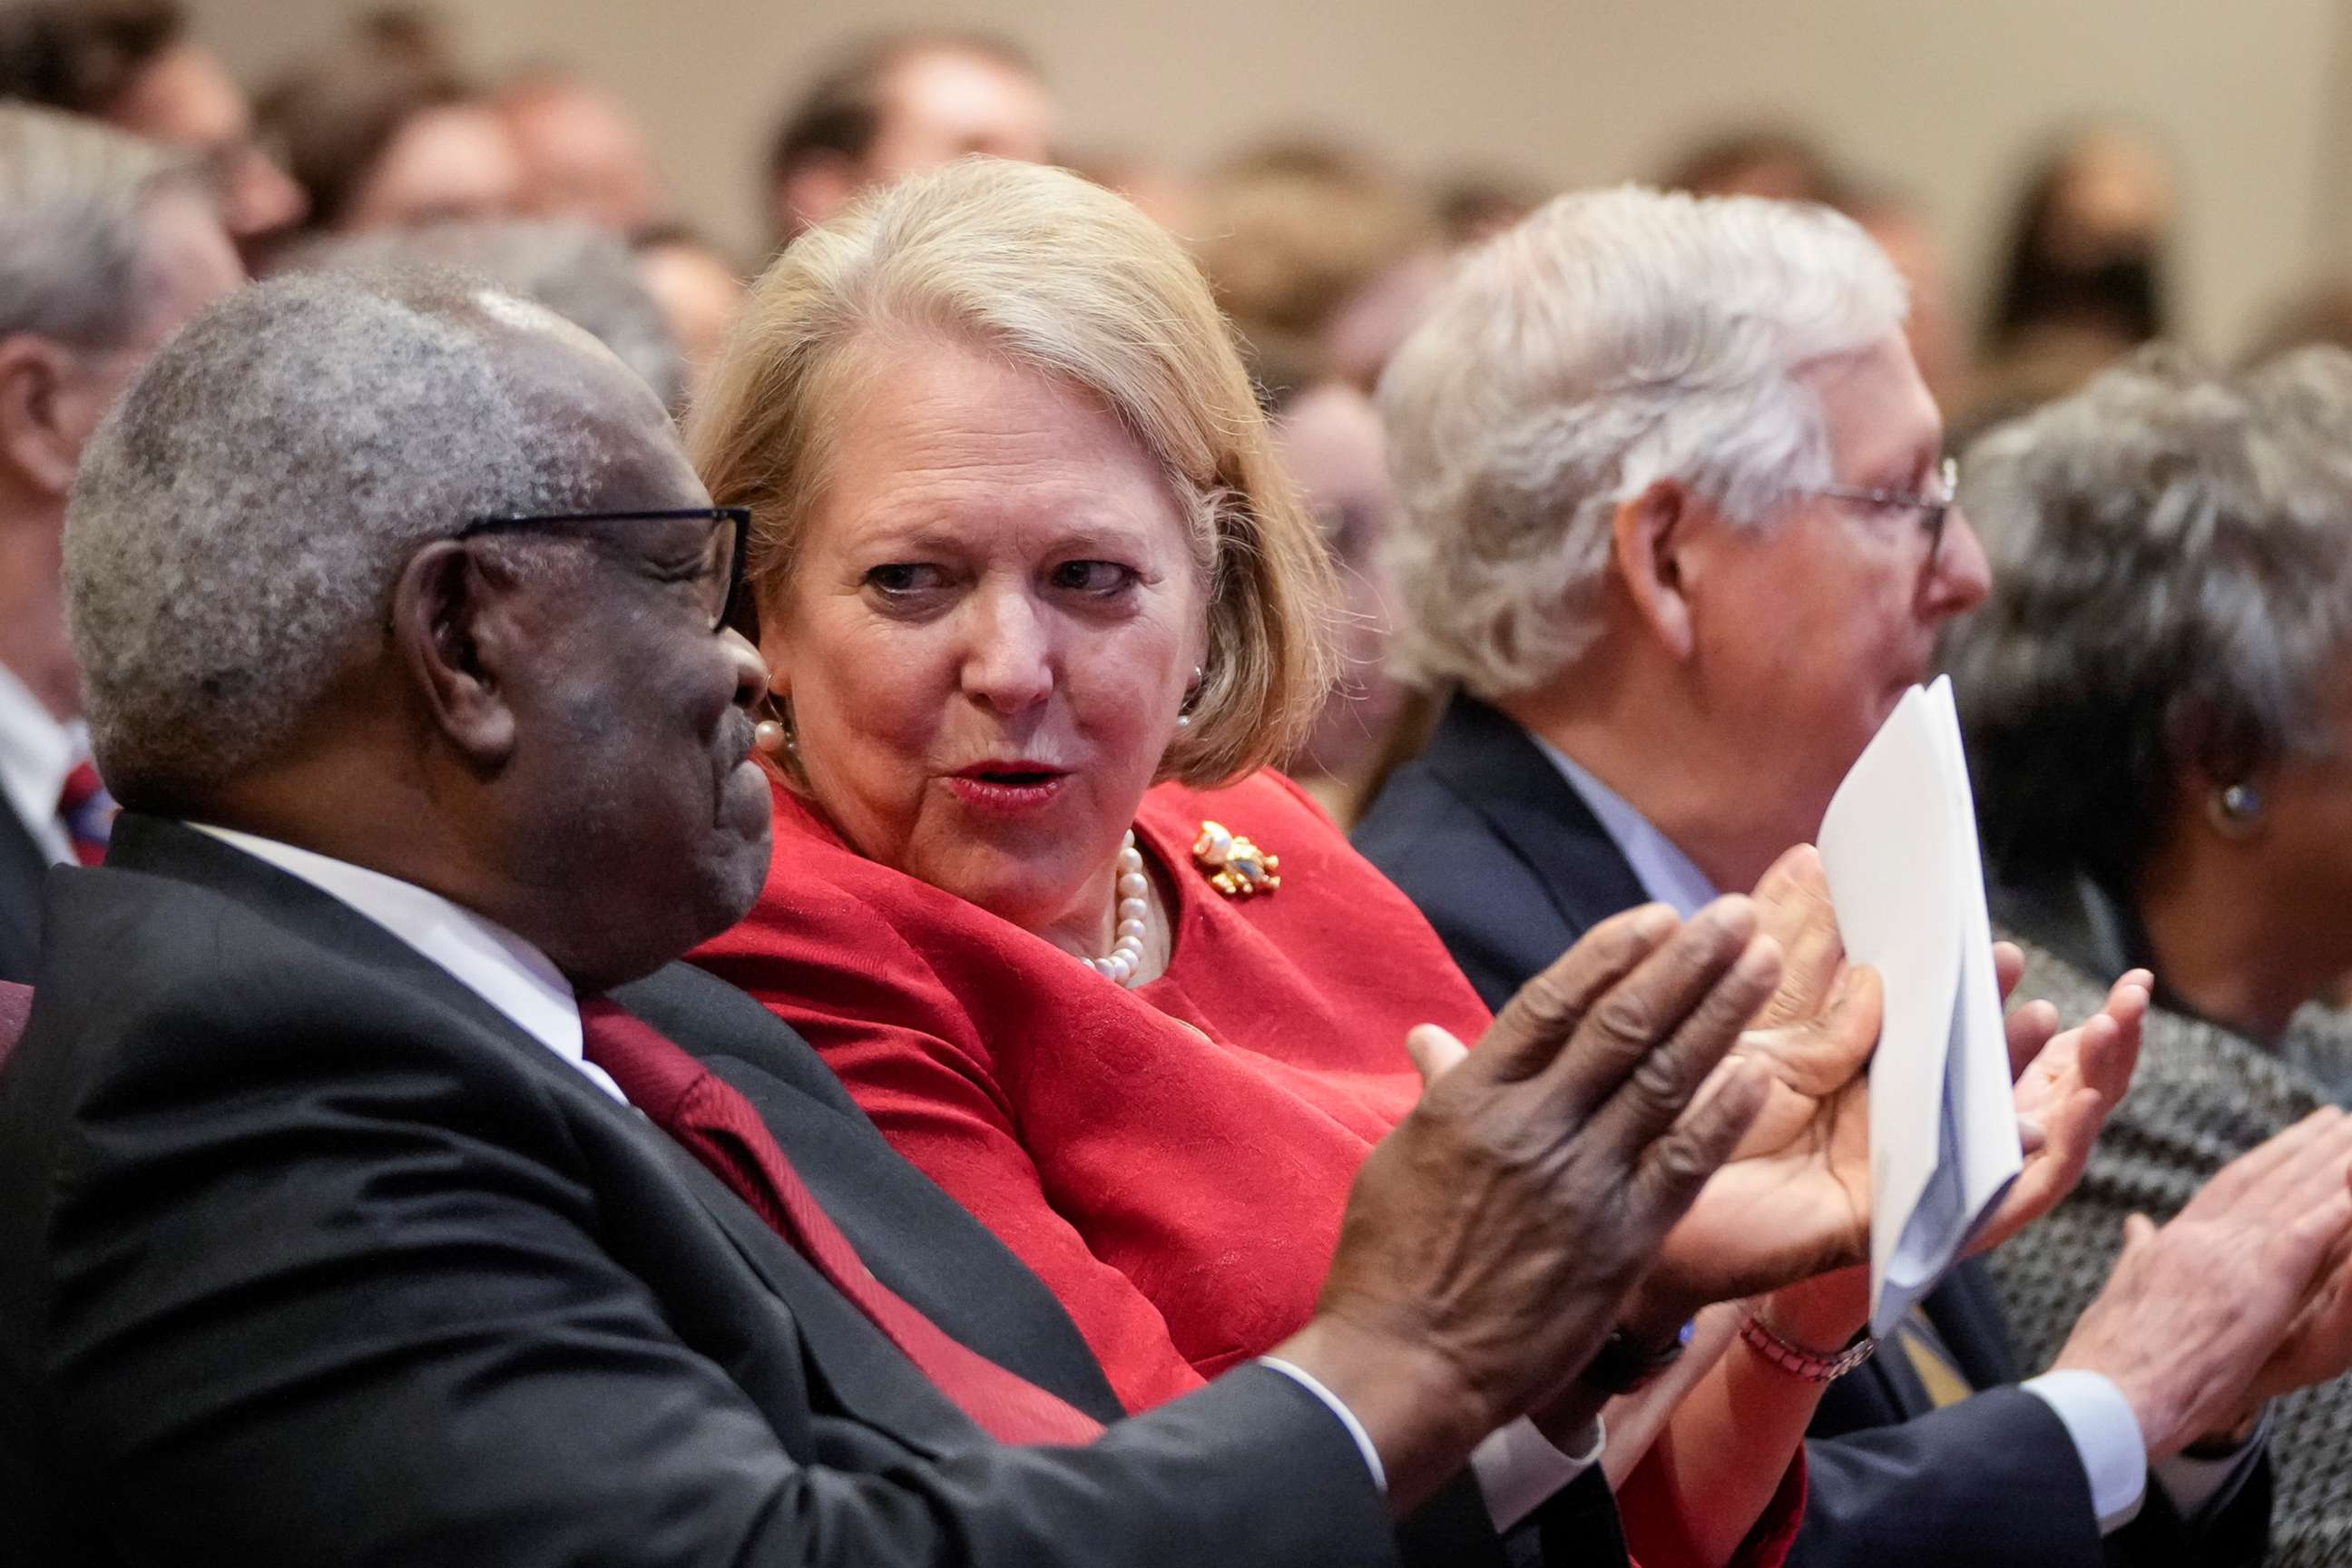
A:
[1738,1311,1878,1383]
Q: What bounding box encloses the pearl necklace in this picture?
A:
[1083,830,1152,987]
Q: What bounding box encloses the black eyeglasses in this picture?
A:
[456,507,750,632]
[1808,456,1959,573]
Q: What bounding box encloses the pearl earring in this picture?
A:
[2210,781,2264,838]
[1175,664,1203,730]
[757,694,798,760]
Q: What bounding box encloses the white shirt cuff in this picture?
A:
[2021,1369,2147,1533]
[2151,1406,2269,1523]
[1472,1414,1605,1531]
[1255,1358,1603,1528]
[1259,1356,1386,1494]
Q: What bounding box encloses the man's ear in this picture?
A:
[388,539,518,769]
[1610,476,1697,661]
[0,335,88,498]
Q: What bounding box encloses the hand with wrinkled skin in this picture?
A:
[2245,1227,2352,1414]
[1636,847,2149,1316]
[2053,1108,2352,1460]
[1272,899,1777,1514]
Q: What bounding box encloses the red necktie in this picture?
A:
[578,997,1104,1446]
[56,760,111,867]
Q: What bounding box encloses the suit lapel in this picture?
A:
[98,817,991,1460]
[639,1128,984,1461]
[1419,694,1654,941]
[0,807,50,981]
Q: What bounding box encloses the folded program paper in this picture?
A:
[1818,677,2023,1337]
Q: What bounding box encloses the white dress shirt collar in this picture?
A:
[1522,731,1720,916]
[0,660,80,866]
[189,823,625,1104]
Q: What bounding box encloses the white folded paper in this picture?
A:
[1818,676,2022,1338]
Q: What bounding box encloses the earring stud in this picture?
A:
[2210,781,2265,838]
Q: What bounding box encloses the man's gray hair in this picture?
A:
[1376,184,1906,697]
[0,102,207,345]
[1945,343,2352,887]
[282,220,687,409]
[67,267,662,804]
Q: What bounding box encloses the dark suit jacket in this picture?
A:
[0,802,46,985]
[1355,692,2269,1568]
[0,815,1618,1567]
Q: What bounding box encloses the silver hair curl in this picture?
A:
[0,103,208,346]
[1376,184,1907,698]
[66,266,667,802]
[1945,343,2352,883]
[282,219,687,410]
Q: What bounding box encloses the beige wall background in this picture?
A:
[192,0,2347,357]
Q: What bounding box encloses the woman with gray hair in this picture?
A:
[1950,344,2352,1554]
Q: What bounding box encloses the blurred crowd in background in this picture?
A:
[4,0,2345,825]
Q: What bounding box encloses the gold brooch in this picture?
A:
[1192,819,1280,897]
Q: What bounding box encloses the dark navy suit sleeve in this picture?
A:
[1356,716,2271,1567]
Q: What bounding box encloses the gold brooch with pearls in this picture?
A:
[1192,820,1280,897]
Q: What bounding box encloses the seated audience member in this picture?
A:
[1658,126,1843,203]
[1963,124,2176,436]
[258,27,523,237]
[1270,378,1411,822]
[0,263,1795,1565]
[1948,345,2352,1551]
[1353,184,2337,1567]
[0,104,240,983]
[1187,140,1435,399]
[684,158,2153,1566]
[288,218,688,409]
[1067,147,1200,234]
[0,0,305,260]
[495,64,665,233]
[632,223,749,410]
[1434,170,1543,247]
[763,30,1054,248]
[1839,180,1965,410]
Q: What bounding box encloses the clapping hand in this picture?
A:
[1282,900,1777,1510]
[1645,848,1879,1306]
[1965,961,2147,1257]
[1647,848,2150,1315]
[2053,1109,2352,1459]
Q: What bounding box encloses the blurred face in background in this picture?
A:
[635,237,746,407]
[1853,197,1962,407]
[2043,130,2174,271]
[865,49,1055,181]
[338,102,524,231]
[502,78,664,233]
[105,40,307,257]
[1274,381,1406,786]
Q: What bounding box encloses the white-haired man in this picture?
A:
[1358,187,2290,1567]
[0,103,240,981]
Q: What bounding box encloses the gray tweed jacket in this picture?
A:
[1993,934,2352,1566]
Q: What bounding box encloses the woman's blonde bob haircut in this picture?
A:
[689,156,1338,787]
